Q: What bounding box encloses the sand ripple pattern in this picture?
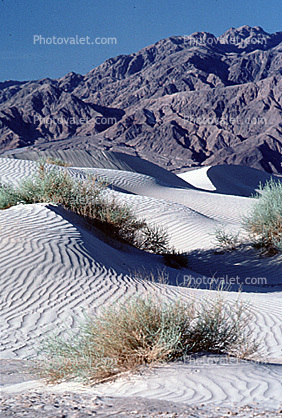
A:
[0,204,151,358]
[95,359,282,408]
[0,157,281,408]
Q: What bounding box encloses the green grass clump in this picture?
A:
[243,179,282,255]
[33,294,259,383]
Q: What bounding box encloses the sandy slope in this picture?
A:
[0,156,281,408]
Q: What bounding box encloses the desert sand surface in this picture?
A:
[0,153,281,415]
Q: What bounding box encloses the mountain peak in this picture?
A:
[222,25,268,36]
[217,25,273,51]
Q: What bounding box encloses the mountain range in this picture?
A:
[0,25,281,173]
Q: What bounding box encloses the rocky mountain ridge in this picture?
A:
[0,25,281,173]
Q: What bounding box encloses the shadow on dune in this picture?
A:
[47,206,282,294]
[5,150,280,197]
[206,165,278,197]
[1,148,195,190]
[186,244,282,293]
[47,204,188,284]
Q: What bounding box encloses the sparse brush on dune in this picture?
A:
[162,248,189,268]
[243,179,282,255]
[211,179,282,257]
[33,293,260,384]
[0,181,22,209]
[42,156,70,167]
[0,162,104,209]
[0,162,187,263]
[212,226,241,253]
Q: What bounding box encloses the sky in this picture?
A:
[0,0,281,82]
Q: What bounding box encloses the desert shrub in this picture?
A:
[34,294,259,383]
[163,249,189,268]
[0,164,103,209]
[0,163,178,257]
[213,226,240,252]
[243,179,282,255]
[137,224,169,254]
[88,196,145,245]
[41,156,70,167]
[0,181,22,209]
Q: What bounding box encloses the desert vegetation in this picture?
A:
[0,162,187,264]
[242,179,282,255]
[213,179,282,256]
[42,156,70,167]
[213,227,241,252]
[33,294,259,384]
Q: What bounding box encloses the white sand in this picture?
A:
[0,156,281,408]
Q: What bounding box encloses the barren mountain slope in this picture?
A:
[0,25,281,173]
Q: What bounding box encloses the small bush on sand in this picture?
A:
[137,224,169,254]
[0,163,103,209]
[213,226,240,252]
[243,179,282,255]
[42,156,70,167]
[0,181,22,209]
[0,163,185,260]
[34,294,259,384]
[163,249,189,268]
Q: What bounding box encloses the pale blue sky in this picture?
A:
[0,0,281,81]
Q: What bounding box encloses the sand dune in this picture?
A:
[178,164,277,197]
[1,148,190,188]
[0,156,281,409]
